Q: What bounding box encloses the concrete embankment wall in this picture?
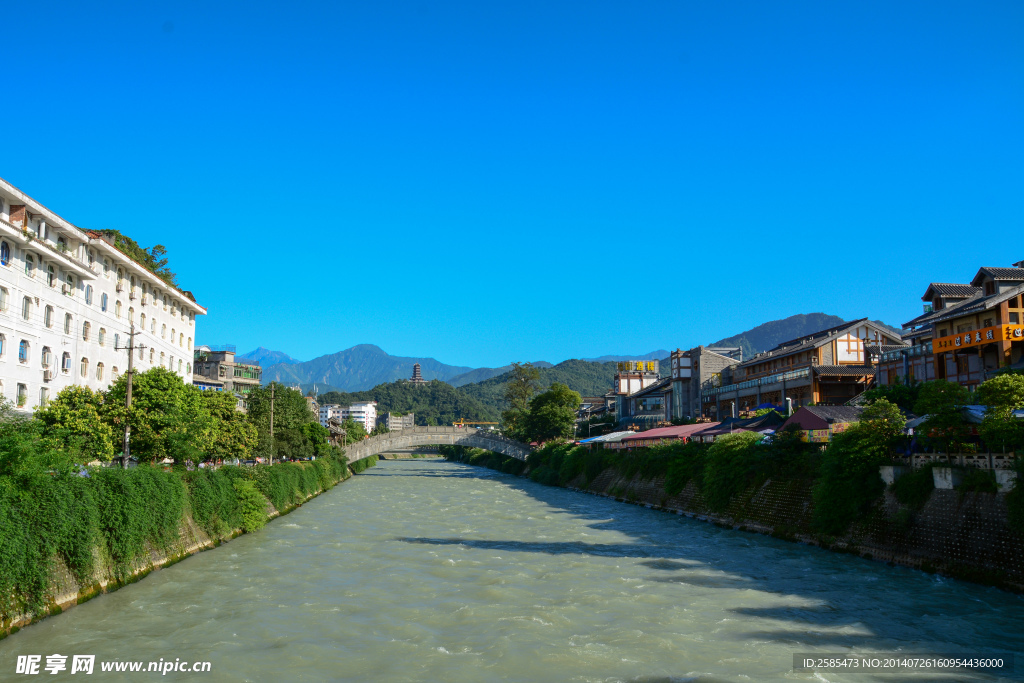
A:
[2,461,371,639]
[566,468,1024,592]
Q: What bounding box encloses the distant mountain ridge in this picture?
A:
[261,344,474,392]
[581,350,669,363]
[709,313,846,360]
[237,347,302,367]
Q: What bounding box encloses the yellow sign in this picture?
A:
[616,361,658,372]
[932,324,1024,352]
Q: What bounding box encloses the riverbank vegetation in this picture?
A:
[0,370,379,628]
[446,375,1024,540]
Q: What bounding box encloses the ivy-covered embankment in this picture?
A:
[0,453,377,638]
[440,426,1024,592]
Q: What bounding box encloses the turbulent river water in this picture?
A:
[3,459,1023,682]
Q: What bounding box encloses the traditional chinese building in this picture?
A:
[878,260,1024,389]
[701,319,904,418]
[408,362,427,385]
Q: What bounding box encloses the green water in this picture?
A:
[2,460,1021,681]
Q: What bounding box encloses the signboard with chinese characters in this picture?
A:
[932,325,1024,352]
[616,360,658,372]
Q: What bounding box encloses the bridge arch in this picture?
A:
[343,426,531,463]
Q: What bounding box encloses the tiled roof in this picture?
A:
[981,267,1024,281]
[921,283,980,300]
[813,365,877,377]
[970,267,1024,287]
[739,319,904,368]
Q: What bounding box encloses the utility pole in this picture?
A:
[269,383,275,466]
[115,324,146,469]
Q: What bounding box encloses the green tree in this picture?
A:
[521,383,582,443]
[912,380,972,453]
[913,379,970,414]
[502,362,541,438]
[104,367,206,462]
[35,386,116,462]
[812,423,890,534]
[976,374,1024,452]
[859,398,907,454]
[860,381,921,413]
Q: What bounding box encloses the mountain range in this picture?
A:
[257,344,475,394]
[240,311,893,396]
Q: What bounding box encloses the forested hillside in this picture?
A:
[318,380,499,426]
[458,359,618,413]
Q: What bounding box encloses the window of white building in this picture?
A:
[96,362,104,381]
[140,313,146,331]
[21,297,31,321]
[19,340,29,363]
[103,258,110,277]
[65,274,75,296]
[44,306,53,328]
[80,357,88,378]
[128,307,134,324]
[0,287,8,313]
[46,264,55,287]
[114,333,120,349]
[112,366,119,382]
[161,324,166,339]
[17,383,27,408]
[99,328,106,347]
[64,313,72,334]
[61,352,71,373]
[115,301,122,319]
[0,241,9,266]
[85,284,93,305]
[41,347,52,368]
[101,293,108,312]
[25,254,35,277]
[82,322,90,342]
[39,387,49,407]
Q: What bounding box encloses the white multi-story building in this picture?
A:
[319,403,344,427]
[0,178,206,412]
[344,401,377,432]
[318,401,378,432]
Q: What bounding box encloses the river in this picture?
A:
[2,459,1022,681]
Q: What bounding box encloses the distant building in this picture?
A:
[669,346,743,421]
[613,360,662,425]
[319,401,378,432]
[319,403,344,427]
[345,401,377,432]
[306,395,319,421]
[386,412,415,430]
[408,363,427,385]
[192,345,261,410]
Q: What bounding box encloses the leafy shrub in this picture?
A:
[958,468,998,495]
[702,432,765,512]
[232,480,267,533]
[890,464,935,510]
[812,425,888,535]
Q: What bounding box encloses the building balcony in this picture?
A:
[701,367,811,398]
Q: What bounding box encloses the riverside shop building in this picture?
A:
[0,178,206,412]
[878,261,1024,389]
[701,319,905,419]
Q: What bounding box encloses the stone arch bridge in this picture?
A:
[343,426,532,463]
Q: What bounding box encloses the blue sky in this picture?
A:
[5,1,1022,367]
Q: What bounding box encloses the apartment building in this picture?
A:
[0,178,206,411]
[386,412,415,430]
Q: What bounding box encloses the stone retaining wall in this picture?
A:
[567,467,1024,592]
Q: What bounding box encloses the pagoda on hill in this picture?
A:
[409,363,427,385]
